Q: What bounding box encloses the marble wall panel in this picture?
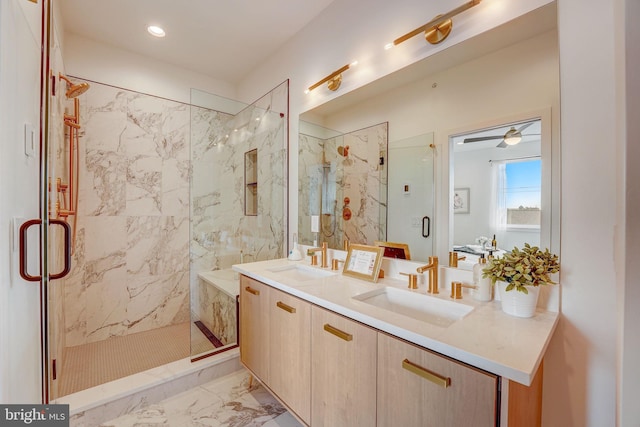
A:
[189,83,288,329]
[61,79,287,352]
[63,81,193,347]
[197,279,237,346]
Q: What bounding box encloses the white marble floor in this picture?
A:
[100,369,303,427]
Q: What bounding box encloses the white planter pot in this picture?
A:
[496,282,540,318]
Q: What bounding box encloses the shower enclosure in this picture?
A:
[298,122,388,249]
[44,71,288,397]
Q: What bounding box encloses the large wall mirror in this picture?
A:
[298,2,559,263]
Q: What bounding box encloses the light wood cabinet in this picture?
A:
[377,332,498,427]
[239,276,269,381]
[269,288,311,424]
[240,275,542,426]
[311,306,377,427]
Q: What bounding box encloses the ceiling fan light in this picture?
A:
[504,135,522,145]
[503,127,522,145]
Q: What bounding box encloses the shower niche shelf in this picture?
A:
[245,149,258,216]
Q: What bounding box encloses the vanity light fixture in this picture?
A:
[305,61,358,94]
[147,25,166,38]
[503,127,522,145]
[386,0,481,48]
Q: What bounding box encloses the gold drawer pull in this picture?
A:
[276,301,296,313]
[402,359,451,388]
[323,324,353,342]
[245,286,260,296]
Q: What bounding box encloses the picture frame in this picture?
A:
[374,241,411,260]
[342,244,384,283]
[453,187,470,214]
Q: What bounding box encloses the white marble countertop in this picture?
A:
[233,257,559,386]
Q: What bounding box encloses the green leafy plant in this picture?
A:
[482,243,560,294]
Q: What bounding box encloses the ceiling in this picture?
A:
[58,0,337,84]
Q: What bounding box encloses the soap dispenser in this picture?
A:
[473,255,492,302]
[288,233,303,261]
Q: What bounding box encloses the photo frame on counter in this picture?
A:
[342,244,384,282]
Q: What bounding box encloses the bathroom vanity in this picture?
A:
[234,257,558,427]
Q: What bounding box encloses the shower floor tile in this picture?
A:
[59,322,191,396]
[100,369,303,427]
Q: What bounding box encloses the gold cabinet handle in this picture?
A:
[245,286,260,296]
[323,323,353,342]
[402,359,451,388]
[276,301,296,314]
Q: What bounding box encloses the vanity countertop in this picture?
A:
[233,258,559,386]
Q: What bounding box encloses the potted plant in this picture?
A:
[482,243,559,317]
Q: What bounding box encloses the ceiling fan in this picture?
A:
[463,121,539,148]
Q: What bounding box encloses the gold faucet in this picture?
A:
[416,256,439,294]
[307,242,328,268]
[448,251,466,268]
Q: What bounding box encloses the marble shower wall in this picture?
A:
[298,122,388,249]
[61,79,287,349]
[190,82,288,307]
[63,81,200,347]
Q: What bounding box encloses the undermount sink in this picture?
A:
[266,264,337,282]
[352,287,474,327]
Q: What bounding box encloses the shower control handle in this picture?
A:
[19,219,72,282]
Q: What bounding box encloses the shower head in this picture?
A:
[59,74,90,98]
[337,145,349,157]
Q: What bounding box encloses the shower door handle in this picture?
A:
[19,219,72,282]
[422,216,431,238]
[50,219,72,280]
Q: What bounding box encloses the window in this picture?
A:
[504,159,541,227]
[493,158,541,229]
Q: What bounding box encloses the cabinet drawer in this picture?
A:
[239,276,269,381]
[269,288,311,424]
[311,306,377,427]
[377,332,498,427]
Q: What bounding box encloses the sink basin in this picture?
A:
[266,264,337,282]
[352,287,473,327]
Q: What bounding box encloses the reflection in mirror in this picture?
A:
[387,133,435,261]
[375,241,411,260]
[298,122,388,249]
[451,118,543,263]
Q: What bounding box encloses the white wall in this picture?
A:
[539,1,622,426]
[63,34,236,105]
[616,0,640,426]
[236,0,628,424]
[0,0,44,403]
[621,0,638,424]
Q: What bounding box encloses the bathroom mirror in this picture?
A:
[298,3,559,262]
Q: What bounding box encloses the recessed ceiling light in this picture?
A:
[147,25,166,38]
